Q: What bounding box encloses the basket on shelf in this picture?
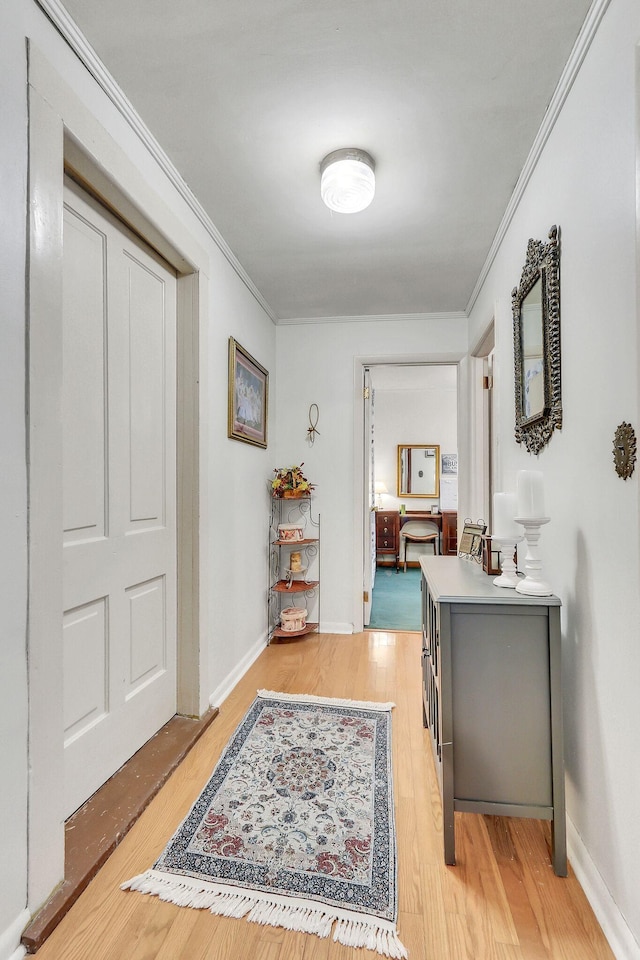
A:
[271,464,314,499]
[278,523,304,541]
[280,607,308,632]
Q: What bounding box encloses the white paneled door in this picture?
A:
[62,178,177,818]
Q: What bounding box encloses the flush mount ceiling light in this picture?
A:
[320,148,375,214]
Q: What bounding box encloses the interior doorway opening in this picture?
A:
[363,363,459,632]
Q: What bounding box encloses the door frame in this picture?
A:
[27,46,210,911]
[352,353,464,633]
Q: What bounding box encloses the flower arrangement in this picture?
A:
[271,463,314,498]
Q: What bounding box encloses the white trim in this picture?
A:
[35,0,277,324]
[0,909,29,960]
[277,312,467,326]
[466,0,613,314]
[352,354,465,633]
[567,817,640,960]
[319,621,354,634]
[209,633,268,709]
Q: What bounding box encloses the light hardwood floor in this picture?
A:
[34,632,615,960]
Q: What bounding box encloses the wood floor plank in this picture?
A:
[31,632,615,960]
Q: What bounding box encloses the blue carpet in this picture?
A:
[366,567,421,631]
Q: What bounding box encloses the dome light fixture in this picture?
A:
[320,148,375,214]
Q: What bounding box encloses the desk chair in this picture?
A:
[400,519,439,572]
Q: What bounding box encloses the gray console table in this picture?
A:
[420,556,567,876]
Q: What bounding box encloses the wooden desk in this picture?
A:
[399,511,457,557]
[400,511,442,529]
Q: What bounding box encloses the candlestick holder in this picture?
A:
[514,517,552,596]
[492,537,522,588]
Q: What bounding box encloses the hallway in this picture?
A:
[33,632,614,960]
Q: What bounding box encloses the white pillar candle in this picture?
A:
[492,492,519,539]
[517,470,545,518]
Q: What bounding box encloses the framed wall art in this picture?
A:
[228,337,268,448]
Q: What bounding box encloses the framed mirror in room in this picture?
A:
[397,444,440,498]
[512,224,562,455]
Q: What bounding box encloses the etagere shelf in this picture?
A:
[268,496,320,642]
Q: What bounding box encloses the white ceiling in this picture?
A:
[59,0,592,321]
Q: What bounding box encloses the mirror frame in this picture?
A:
[397,444,440,498]
[512,224,562,455]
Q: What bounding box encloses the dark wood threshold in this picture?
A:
[22,707,219,954]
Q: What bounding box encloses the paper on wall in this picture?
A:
[440,477,458,510]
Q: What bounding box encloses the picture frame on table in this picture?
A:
[459,520,486,562]
[228,337,269,448]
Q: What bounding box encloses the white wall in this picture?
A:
[274,319,467,632]
[467,0,640,955]
[372,365,458,513]
[0,1,276,954]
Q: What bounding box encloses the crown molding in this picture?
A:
[465,0,612,315]
[35,0,278,323]
[276,311,468,326]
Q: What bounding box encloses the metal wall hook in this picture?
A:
[306,403,320,444]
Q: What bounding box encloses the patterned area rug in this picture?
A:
[123,690,407,957]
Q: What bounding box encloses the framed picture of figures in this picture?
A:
[228,337,269,448]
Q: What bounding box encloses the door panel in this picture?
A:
[62,178,177,818]
[62,598,108,745]
[62,209,107,543]
[127,252,167,524]
[126,576,167,694]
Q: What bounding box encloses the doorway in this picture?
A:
[27,47,205,911]
[363,363,458,631]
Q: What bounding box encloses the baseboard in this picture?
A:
[209,632,268,709]
[567,816,640,960]
[0,909,29,960]
[319,622,353,635]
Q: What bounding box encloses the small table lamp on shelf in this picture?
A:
[375,481,388,510]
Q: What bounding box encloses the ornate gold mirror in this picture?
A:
[512,225,562,454]
[397,444,440,498]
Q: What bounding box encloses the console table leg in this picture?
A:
[551,815,567,877]
[441,743,455,864]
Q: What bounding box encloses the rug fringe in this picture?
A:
[257,689,396,711]
[122,870,407,958]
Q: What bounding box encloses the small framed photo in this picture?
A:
[228,337,268,448]
[459,521,486,562]
[482,535,502,576]
[441,453,458,476]
[431,504,439,515]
